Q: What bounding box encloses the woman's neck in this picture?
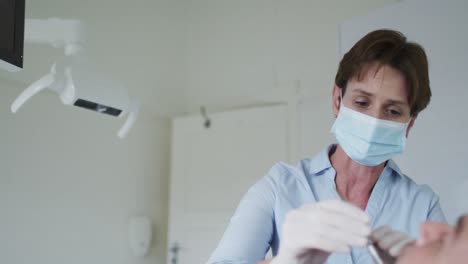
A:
[329,145,385,210]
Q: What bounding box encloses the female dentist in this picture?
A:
[208,29,445,264]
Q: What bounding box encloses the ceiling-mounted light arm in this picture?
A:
[11,18,140,138]
[11,18,84,114]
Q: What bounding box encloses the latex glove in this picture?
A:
[271,200,371,264]
[369,226,415,264]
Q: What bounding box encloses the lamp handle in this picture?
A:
[11,71,55,113]
[117,99,140,139]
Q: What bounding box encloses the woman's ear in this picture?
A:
[332,84,342,117]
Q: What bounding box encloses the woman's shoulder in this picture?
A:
[264,144,334,180]
[263,160,310,183]
[245,161,308,195]
[389,173,446,225]
[247,159,316,201]
[386,160,437,197]
[392,171,439,202]
[242,162,306,207]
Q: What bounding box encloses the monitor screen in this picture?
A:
[0,0,25,72]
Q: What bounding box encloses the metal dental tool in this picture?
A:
[368,226,416,264]
[368,242,384,264]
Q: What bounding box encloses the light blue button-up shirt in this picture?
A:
[208,145,446,264]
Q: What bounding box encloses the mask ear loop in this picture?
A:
[405,113,414,125]
[335,89,344,118]
[339,89,346,109]
[340,89,343,106]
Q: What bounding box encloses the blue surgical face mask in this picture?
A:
[330,97,411,166]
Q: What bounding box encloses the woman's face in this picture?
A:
[397,216,468,264]
[333,63,412,123]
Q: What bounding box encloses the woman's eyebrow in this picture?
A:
[351,89,408,106]
[386,99,407,106]
[352,88,374,97]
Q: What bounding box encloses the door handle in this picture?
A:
[169,242,184,264]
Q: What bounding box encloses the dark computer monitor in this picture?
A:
[0,0,25,72]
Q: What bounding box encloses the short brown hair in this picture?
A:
[335,29,431,116]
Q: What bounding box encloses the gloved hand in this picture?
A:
[271,200,371,264]
[369,226,415,264]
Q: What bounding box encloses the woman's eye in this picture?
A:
[387,109,402,116]
[354,101,368,107]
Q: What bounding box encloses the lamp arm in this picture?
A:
[11,71,56,113]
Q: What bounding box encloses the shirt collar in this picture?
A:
[385,159,404,177]
[308,144,335,175]
[308,144,405,177]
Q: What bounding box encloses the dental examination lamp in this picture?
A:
[10,18,140,138]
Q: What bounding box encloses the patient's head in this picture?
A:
[397,215,468,264]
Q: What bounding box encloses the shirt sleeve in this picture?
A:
[426,192,447,223]
[207,175,276,264]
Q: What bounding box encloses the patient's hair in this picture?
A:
[335,29,431,116]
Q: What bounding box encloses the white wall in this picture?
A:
[0,80,170,264]
[184,0,396,113]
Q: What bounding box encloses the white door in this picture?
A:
[167,104,289,264]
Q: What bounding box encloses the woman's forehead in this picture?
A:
[347,64,409,103]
